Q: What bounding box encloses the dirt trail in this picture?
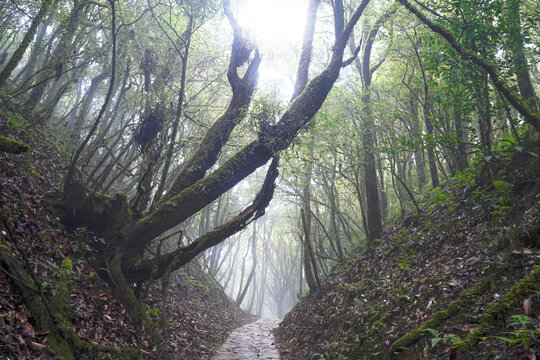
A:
[211,318,281,359]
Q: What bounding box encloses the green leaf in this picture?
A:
[492,336,520,345]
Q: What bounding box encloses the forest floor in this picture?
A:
[276,140,540,359]
[0,103,254,359]
[211,318,280,360]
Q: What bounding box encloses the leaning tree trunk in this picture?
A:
[50,0,373,338]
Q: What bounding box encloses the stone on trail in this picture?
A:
[212,318,281,360]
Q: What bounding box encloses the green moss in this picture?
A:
[0,206,12,221]
[47,332,76,360]
[388,274,494,357]
[0,135,30,154]
[27,167,40,177]
[453,265,540,351]
[61,257,73,271]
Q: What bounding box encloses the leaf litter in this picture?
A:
[0,108,253,359]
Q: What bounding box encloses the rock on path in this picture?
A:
[211,318,281,359]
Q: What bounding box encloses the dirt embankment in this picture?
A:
[276,146,540,360]
[0,105,253,359]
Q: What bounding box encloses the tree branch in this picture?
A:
[125,157,280,282]
[162,4,261,202]
[130,0,373,249]
[397,0,540,132]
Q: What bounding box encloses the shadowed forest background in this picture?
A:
[0,0,539,358]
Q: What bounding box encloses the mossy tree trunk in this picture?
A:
[353,6,396,243]
[50,0,373,341]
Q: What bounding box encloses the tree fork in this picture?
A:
[124,157,280,283]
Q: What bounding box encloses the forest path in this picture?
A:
[211,318,281,359]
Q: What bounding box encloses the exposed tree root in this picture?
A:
[453,264,540,352]
[388,272,495,357]
[389,263,540,358]
[0,237,138,359]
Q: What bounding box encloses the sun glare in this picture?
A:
[234,0,308,98]
[235,0,307,46]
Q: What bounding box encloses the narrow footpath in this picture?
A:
[211,318,281,359]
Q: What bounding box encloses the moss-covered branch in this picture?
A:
[126,157,280,282]
[0,135,29,154]
[453,265,540,351]
[389,274,494,357]
[163,4,261,202]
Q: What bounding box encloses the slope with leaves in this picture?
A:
[0,103,253,359]
[276,141,540,360]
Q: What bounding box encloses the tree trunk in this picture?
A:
[410,95,427,191]
[507,0,538,113]
[356,10,395,243]
[376,148,388,219]
[25,0,88,111]
[68,70,109,139]
[478,69,492,153]
[326,165,344,257]
[0,0,53,88]
[15,21,48,87]
[454,94,469,171]
[235,223,257,307]
[301,208,320,294]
